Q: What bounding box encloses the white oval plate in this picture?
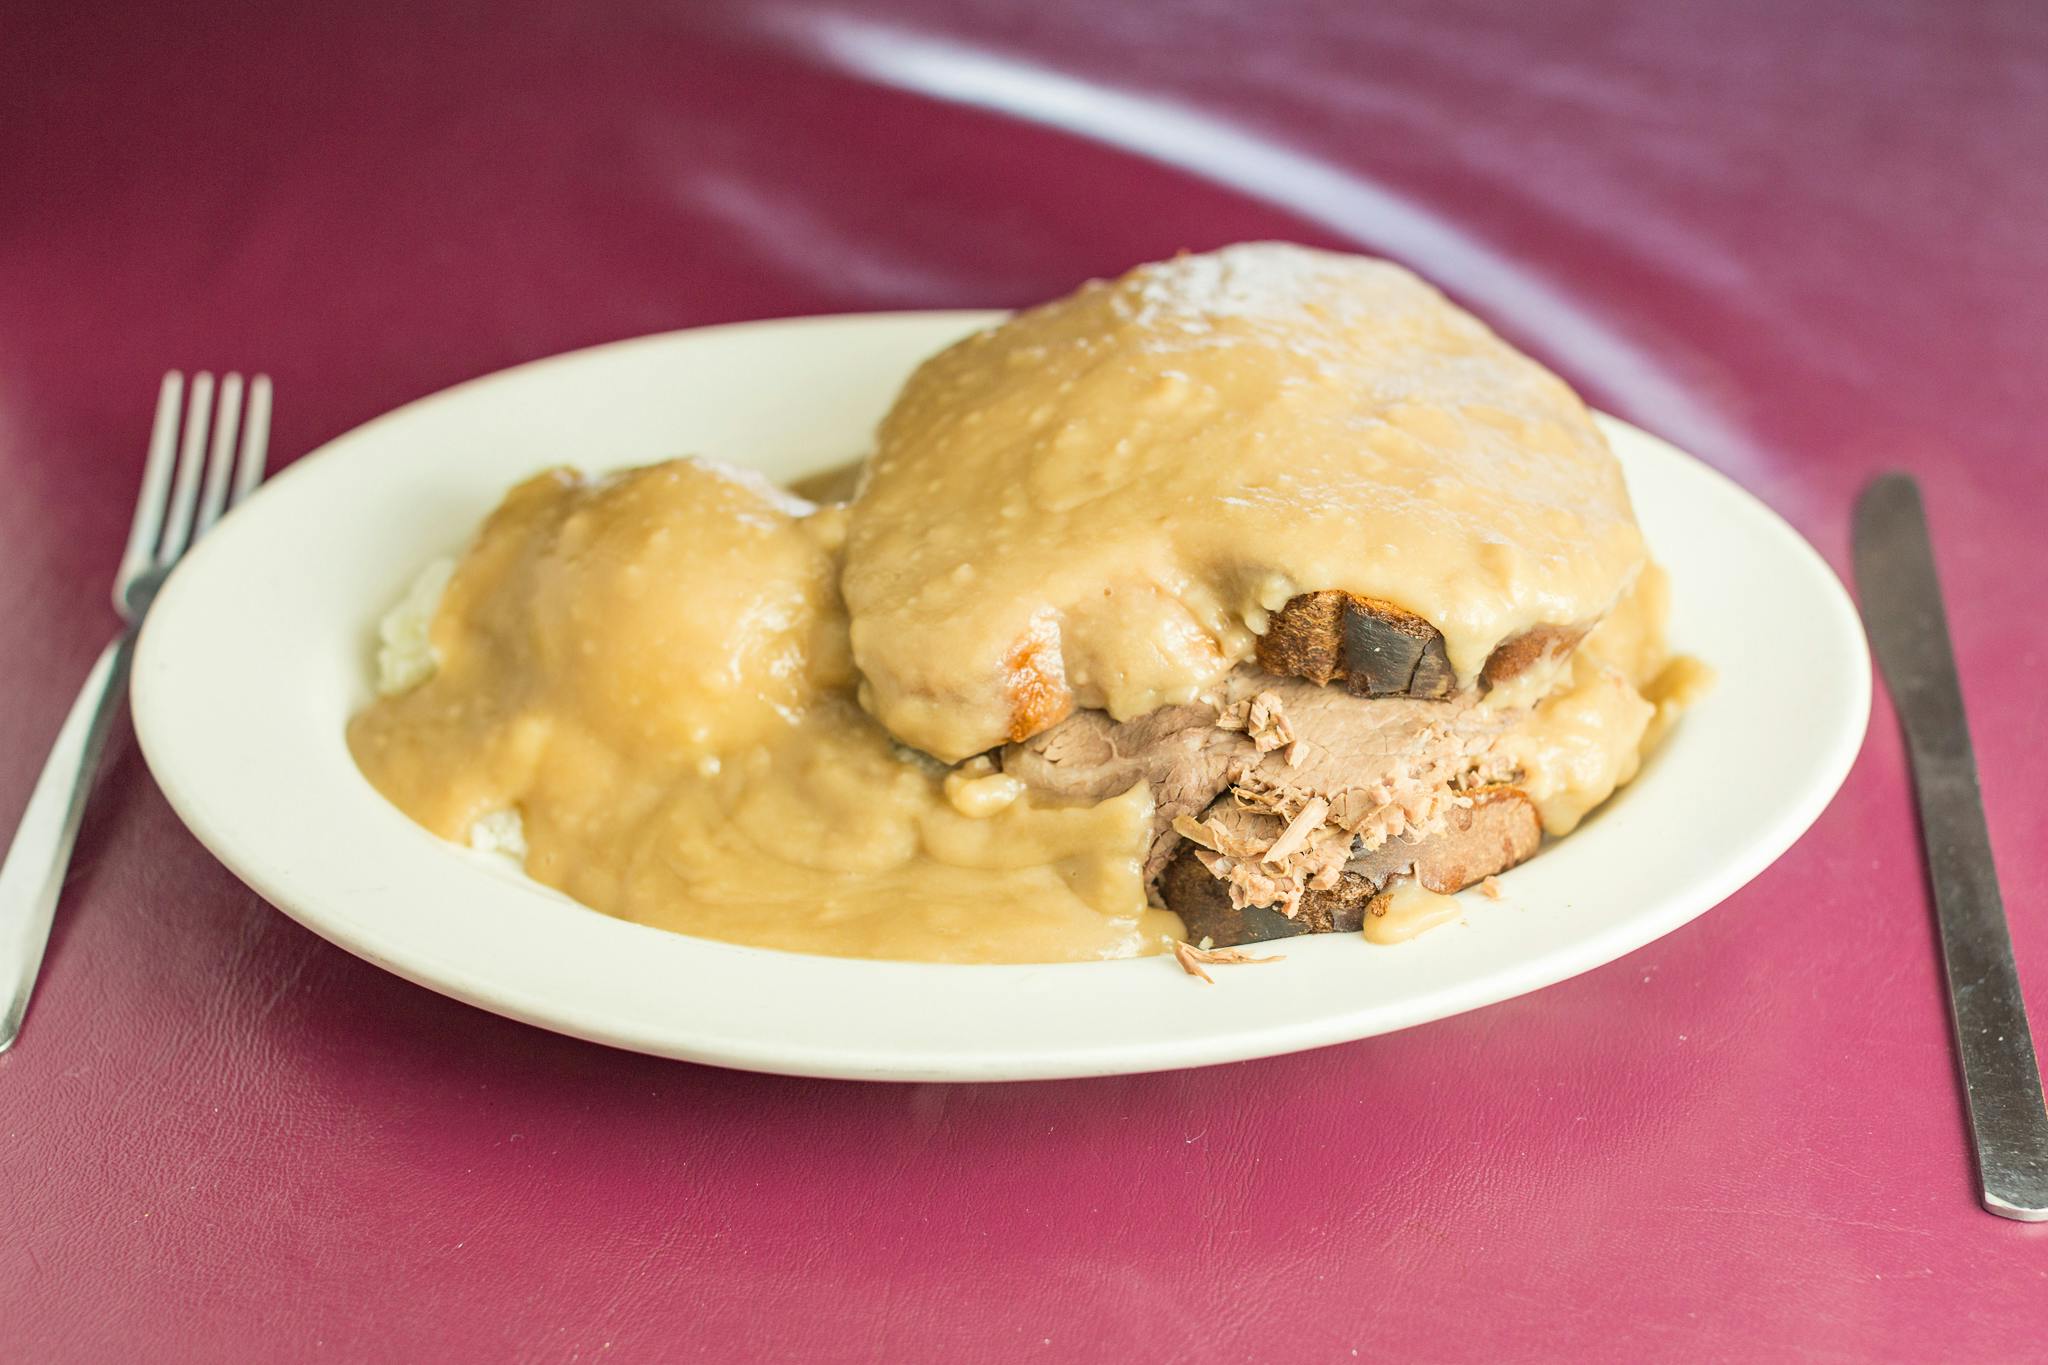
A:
[132,313,1869,1082]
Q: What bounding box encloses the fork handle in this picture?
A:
[0,631,135,1051]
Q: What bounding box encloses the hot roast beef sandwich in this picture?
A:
[841,243,1691,948]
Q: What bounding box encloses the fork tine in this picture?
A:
[193,372,244,538]
[155,372,215,563]
[115,373,185,606]
[231,374,272,506]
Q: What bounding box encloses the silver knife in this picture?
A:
[1854,472,2048,1220]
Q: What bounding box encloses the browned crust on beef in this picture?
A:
[1254,591,1585,701]
[999,592,1586,745]
[1251,590,1347,686]
[1161,846,1377,942]
[1002,630,1074,743]
[1479,622,1589,690]
[1161,786,1542,946]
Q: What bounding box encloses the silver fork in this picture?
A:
[0,372,272,1051]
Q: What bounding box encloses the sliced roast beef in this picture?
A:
[998,695,1258,883]
[1160,787,1542,946]
[1001,665,1525,903]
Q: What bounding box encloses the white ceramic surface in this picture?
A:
[130,312,1871,1082]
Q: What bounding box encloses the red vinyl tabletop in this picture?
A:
[4,3,2046,1360]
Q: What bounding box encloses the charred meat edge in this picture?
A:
[998,591,1588,745]
[1254,591,1588,700]
[1160,786,1542,946]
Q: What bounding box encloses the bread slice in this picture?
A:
[1158,785,1540,946]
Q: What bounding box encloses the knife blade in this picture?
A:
[1854,472,2048,1221]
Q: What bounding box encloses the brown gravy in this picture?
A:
[348,459,1182,963]
[841,244,1646,762]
